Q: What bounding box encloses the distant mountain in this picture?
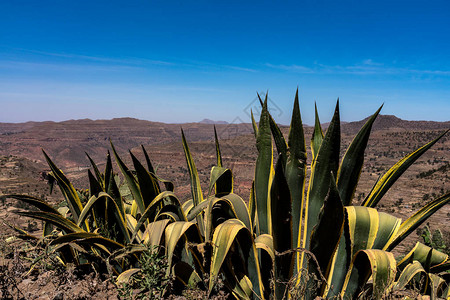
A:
[341,115,450,135]
[199,118,229,125]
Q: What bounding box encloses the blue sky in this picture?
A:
[0,0,449,125]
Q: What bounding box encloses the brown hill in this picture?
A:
[342,115,450,135]
[0,115,448,169]
[0,118,253,168]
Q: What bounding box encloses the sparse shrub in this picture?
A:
[118,246,171,299]
[395,198,404,206]
[417,223,449,255]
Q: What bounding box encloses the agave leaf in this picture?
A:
[181,129,204,206]
[254,94,274,235]
[221,261,253,300]
[86,170,104,227]
[346,206,379,259]
[126,214,141,242]
[208,166,233,196]
[42,150,85,226]
[130,150,161,208]
[372,212,401,250]
[209,219,263,299]
[310,102,324,161]
[2,221,39,241]
[105,164,127,223]
[301,100,340,267]
[5,194,60,214]
[130,151,160,217]
[16,211,83,233]
[363,173,382,204]
[108,244,146,263]
[424,247,433,274]
[255,234,275,262]
[237,274,254,298]
[110,141,146,215]
[50,232,124,250]
[386,192,450,251]
[165,221,202,277]
[214,125,223,168]
[85,152,104,186]
[248,181,256,231]
[142,219,171,246]
[77,192,130,243]
[77,193,104,226]
[131,191,186,242]
[362,130,449,208]
[337,105,382,206]
[271,155,293,299]
[157,211,182,222]
[227,275,252,300]
[251,109,258,138]
[204,194,252,241]
[397,242,448,271]
[116,268,141,285]
[255,233,274,298]
[182,199,195,216]
[130,200,138,217]
[141,145,156,174]
[185,200,209,221]
[341,249,396,299]
[309,173,344,295]
[220,194,252,230]
[428,273,446,300]
[153,173,174,192]
[88,170,104,197]
[430,260,450,273]
[181,128,205,235]
[443,285,450,300]
[104,151,113,192]
[284,89,307,276]
[172,261,203,289]
[394,260,426,292]
[257,93,288,166]
[325,206,386,298]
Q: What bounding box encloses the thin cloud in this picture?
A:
[362,59,383,66]
[15,48,175,66]
[264,63,315,73]
[265,60,450,76]
[12,48,257,73]
[179,58,257,73]
[0,60,142,73]
[225,65,257,72]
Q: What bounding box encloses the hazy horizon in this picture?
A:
[1,1,449,125]
[1,113,449,128]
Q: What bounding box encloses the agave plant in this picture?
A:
[4,152,127,275]
[174,91,450,299]
[3,144,184,278]
[236,91,450,299]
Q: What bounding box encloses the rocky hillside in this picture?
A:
[0,115,448,169]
